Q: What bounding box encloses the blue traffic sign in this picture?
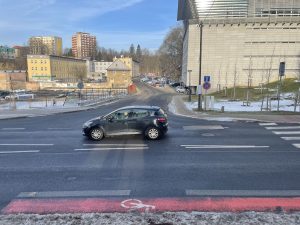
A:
[203,82,211,90]
[204,76,211,82]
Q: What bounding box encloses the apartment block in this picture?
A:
[0,46,15,59]
[27,55,86,82]
[29,36,63,56]
[72,32,97,59]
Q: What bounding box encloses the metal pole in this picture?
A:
[277,75,282,111]
[188,70,192,102]
[198,21,203,111]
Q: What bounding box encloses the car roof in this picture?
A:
[117,106,160,111]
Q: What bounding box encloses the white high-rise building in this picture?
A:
[178,0,300,92]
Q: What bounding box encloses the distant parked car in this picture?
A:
[0,91,10,99]
[170,82,181,88]
[5,90,35,100]
[176,86,186,93]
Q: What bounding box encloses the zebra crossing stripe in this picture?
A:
[293,144,300,149]
[281,137,300,141]
[259,123,277,126]
[273,131,300,135]
[266,126,300,130]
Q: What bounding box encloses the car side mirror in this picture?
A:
[107,115,114,122]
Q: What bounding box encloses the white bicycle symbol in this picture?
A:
[121,199,155,213]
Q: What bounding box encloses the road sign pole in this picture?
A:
[198,21,203,111]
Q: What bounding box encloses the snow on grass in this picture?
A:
[185,99,300,112]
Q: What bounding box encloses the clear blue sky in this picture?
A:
[0,0,179,51]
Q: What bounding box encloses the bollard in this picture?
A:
[221,106,225,113]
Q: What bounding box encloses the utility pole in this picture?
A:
[198,21,203,111]
[188,70,192,102]
[277,61,285,111]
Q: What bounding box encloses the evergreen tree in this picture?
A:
[129,44,135,59]
[136,44,142,62]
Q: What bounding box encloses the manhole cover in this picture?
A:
[201,133,215,137]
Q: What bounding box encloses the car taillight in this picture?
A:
[157,117,167,123]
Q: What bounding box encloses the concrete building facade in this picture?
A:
[72,32,97,59]
[13,46,30,58]
[178,0,300,92]
[107,60,132,88]
[27,55,86,82]
[29,36,63,56]
[0,70,27,91]
[86,60,112,81]
[114,56,140,78]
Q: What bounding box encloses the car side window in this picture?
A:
[112,109,131,121]
[132,109,151,119]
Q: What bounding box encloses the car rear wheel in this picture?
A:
[145,127,160,140]
[89,128,104,141]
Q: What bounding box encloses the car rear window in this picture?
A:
[154,109,166,117]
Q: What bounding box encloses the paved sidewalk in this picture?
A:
[0,98,123,120]
[170,95,300,123]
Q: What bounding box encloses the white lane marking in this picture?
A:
[1,128,25,130]
[183,125,224,130]
[169,150,299,153]
[0,150,40,154]
[281,137,300,141]
[47,128,72,130]
[266,126,300,130]
[293,144,300,149]
[273,131,300,135]
[83,144,148,147]
[181,145,269,149]
[0,144,53,146]
[75,147,149,151]
[18,190,131,198]
[259,123,277,126]
[186,190,300,197]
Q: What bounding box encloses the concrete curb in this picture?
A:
[169,96,300,124]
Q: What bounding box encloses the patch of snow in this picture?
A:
[185,99,300,112]
[1,212,300,225]
[168,98,177,114]
[202,117,237,122]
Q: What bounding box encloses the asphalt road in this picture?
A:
[1,82,300,211]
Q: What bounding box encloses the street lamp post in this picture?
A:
[188,69,192,102]
[198,21,203,111]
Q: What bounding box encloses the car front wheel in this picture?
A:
[145,127,161,140]
[89,128,104,141]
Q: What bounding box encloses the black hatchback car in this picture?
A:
[82,106,168,141]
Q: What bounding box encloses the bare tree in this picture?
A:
[232,60,238,101]
[262,47,276,111]
[245,56,253,106]
[158,25,184,80]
